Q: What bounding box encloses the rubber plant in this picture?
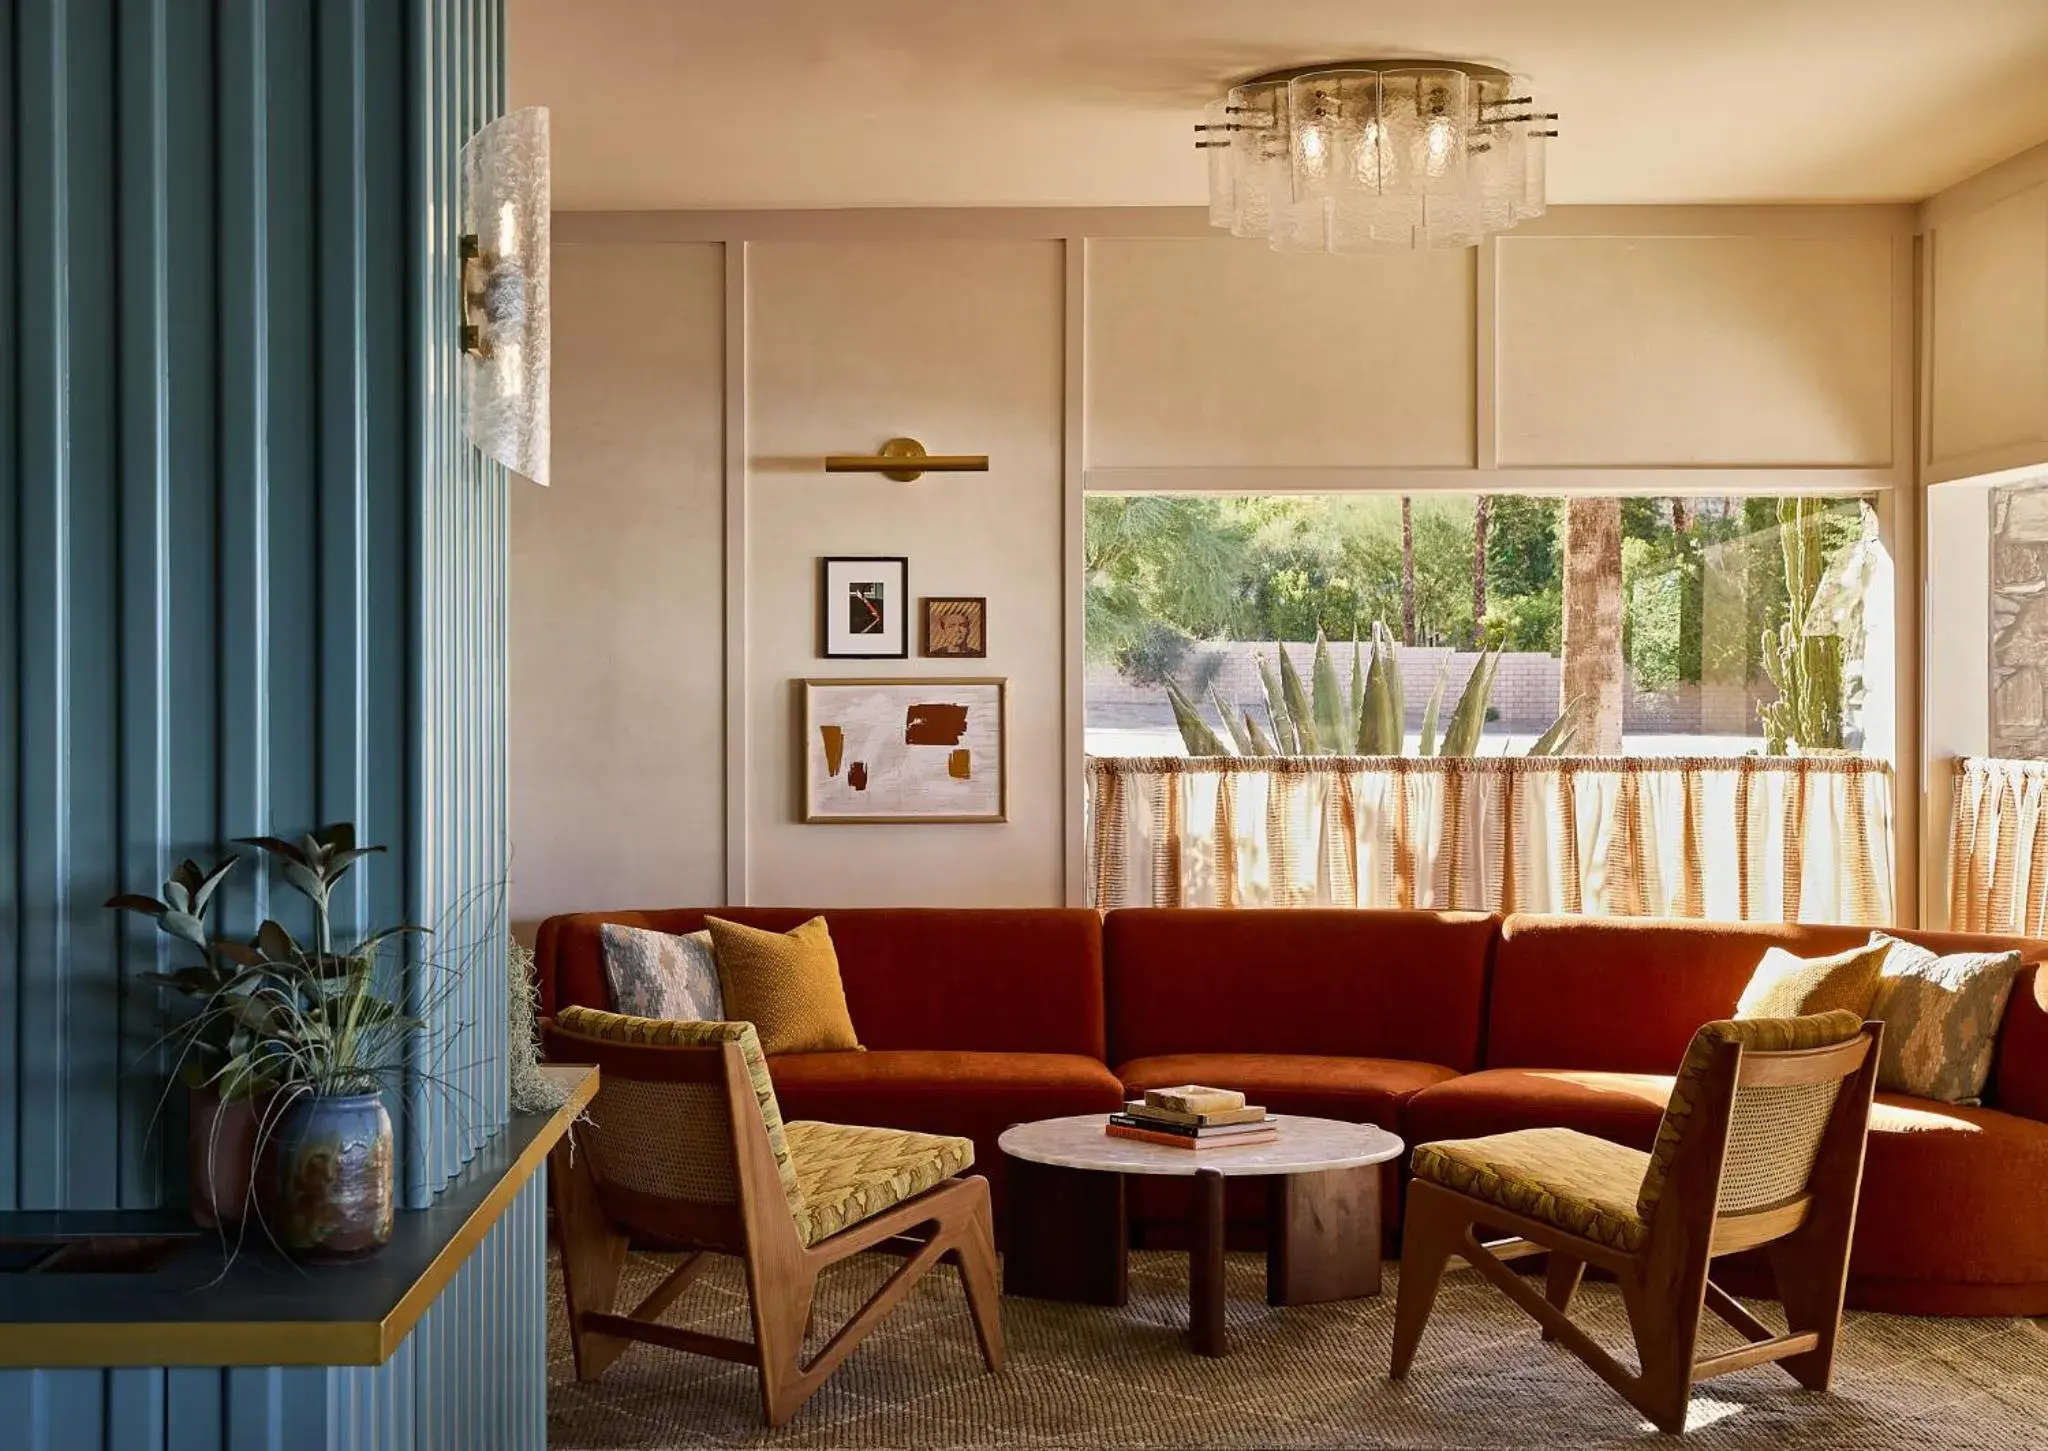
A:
[111,823,434,1262]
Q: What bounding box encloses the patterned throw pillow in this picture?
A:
[600,923,724,1020]
[1867,933,2023,1104]
[705,915,862,1056]
[1735,942,1887,1020]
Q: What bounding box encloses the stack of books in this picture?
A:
[1105,1085,1277,1150]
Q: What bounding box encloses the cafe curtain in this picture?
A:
[1088,754,1894,924]
[1949,756,2048,934]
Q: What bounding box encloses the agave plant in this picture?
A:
[1166,623,1583,758]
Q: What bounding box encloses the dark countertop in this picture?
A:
[0,1065,596,1367]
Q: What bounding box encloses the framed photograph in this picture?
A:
[802,677,1007,824]
[921,596,987,658]
[819,556,909,659]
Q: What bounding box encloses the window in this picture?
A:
[1083,493,1891,759]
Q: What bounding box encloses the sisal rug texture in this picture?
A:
[547,1249,2048,1450]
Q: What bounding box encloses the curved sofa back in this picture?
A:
[533,906,1108,1058]
[1103,908,1498,1071]
[1489,914,2048,1113]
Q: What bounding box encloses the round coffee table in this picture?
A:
[998,1113,1404,1357]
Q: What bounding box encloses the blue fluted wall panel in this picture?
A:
[3,1,521,1447]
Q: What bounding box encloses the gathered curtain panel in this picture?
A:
[1088,754,1895,924]
[1948,757,2048,934]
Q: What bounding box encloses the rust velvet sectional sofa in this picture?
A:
[531,905,2048,1318]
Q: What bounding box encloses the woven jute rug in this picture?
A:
[547,1249,2048,1449]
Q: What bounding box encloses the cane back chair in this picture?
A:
[543,1007,1004,1426]
[1391,1011,1883,1434]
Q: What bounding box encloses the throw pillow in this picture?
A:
[1867,933,2023,1104]
[600,923,725,1021]
[1734,942,1887,1020]
[706,915,862,1056]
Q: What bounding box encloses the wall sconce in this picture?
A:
[460,106,551,485]
[825,437,989,483]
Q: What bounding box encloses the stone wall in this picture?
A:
[1085,643,1770,737]
[1992,482,2048,757]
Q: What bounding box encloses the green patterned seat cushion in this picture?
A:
[1412,1127,1652,1252]
[784,1121,975,1246]
[553,1005,807,1228]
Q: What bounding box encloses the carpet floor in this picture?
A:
[546,1249,2048,1449]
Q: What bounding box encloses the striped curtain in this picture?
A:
[1949,757,2048,934]
[1088,755,1894,924]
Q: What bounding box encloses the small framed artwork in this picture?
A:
[921,596,987,658]
[820,556,909,659]
[802,677,1007,824]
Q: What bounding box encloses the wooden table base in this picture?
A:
[1006,1152,1384,1358]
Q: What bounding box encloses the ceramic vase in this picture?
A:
[271,1091,395,1260]
[188,1084,261,1228]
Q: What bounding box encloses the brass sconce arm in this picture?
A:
[825,437,988,483]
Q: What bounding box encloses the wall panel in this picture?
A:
[1494,233,1896,467]
[3,0,522,1446]
[509,241,726,925]
[1085,237,1475,468]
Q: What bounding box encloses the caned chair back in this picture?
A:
[542,1010,809,1250]
[1635,1010,1877,1234]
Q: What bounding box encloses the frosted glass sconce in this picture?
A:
[461,106,551,485]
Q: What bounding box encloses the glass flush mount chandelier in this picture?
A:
[1197,61,1556,253]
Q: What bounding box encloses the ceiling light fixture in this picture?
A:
[1196,61,1556,253]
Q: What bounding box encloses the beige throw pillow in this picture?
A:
[1735,942,1886,1021]
[1867,933,2023,1104]
[599,923,724,1021]
[705,915,862,1056]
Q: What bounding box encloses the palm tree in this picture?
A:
[1561,497,1625,752]
[1400,496,1418,646]
[1471,495,1491,648]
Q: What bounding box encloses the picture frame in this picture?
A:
[921,596,987,659]
[801,676,1008,824]
[819,556,909,659]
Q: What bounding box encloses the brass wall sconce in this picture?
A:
[825,437,989,483]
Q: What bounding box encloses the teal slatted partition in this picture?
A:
[0,2,530,1446]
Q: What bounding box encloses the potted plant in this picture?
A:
[114,823,430,1261]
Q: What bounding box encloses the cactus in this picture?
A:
[1756,499,1844,754]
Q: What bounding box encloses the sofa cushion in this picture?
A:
[536,907,1108,1057]
[1116,1053,1457,1128]
[766,1049,1126,1218]
[1403,1068,2048,1307]
[706,915,861,1055]
[1488,915,2048,1076]
[1105,908,1496,1070]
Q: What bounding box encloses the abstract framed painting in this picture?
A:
[819,556,909,659]
[802,677,1007,823]
[921,596,987,658]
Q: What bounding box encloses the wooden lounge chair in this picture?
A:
[543,1007,1004,1426]
[1391,1011,1882,1434]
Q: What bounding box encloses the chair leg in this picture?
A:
[952,1181,1007,1373]
[748,1262,818,1428]
[1768,1225,1853,1391]
[1619,1269,1705,1435]
[1389,1182,1466,1379]
[549,1137,633,1382]
[1542,1252,1586,1340]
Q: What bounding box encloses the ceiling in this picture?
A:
[511,0,2048,211]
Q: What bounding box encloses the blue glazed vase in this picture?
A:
[271,1091,395,1261]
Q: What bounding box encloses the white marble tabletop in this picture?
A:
[998,1113,1405,1178]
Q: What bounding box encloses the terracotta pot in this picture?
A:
[270,1091,395,1261]
[188,1084,261,1229]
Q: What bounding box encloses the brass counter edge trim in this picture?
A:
[0,1066,599,1370]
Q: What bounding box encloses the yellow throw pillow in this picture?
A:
[706,915,862,1056]
[1735,942,1886,1020]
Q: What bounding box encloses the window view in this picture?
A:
[1084,494,1890,759]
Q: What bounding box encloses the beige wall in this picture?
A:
[517,205,1921,919]
[745,241,1067,905]
[509,241,726,926]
